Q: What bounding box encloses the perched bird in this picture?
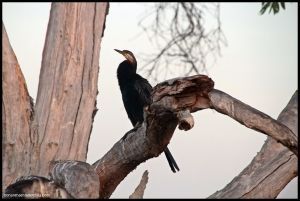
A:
[115,49,180,173]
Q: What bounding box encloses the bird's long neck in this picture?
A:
[117,60,137,88]
[125,53,137,69]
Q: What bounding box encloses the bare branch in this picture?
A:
[153,80,297,154]
[138,3,227,80]
[129,170,149,199]
[209,89,298,156]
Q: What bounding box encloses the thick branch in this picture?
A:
[92,108,179,198]
[208,89,298,156]
[2,22,34,190]
[208,90,298,198]
[153,79,297,155]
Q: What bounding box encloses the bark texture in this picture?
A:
[2,2,108,190]
[30,2,108,176]
[209,89,298,156]
[49,160,100,198]
[2,23,34,191]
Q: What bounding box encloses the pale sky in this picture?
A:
[2,2,298,198]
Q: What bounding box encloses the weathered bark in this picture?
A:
[2,22,34,191]
[209,89,298,156]
[93,108,179,198]
[49,160,100,198]
[129,170,149,199]
[2,2,108,191]
[208,90,298,198]
[30,2,108,176]
[153,81,297,155]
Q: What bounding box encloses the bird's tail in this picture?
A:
[164,147,180,173]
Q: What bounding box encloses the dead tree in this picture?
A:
[2,2,297,198]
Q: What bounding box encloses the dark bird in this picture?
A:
[115,49,180,173]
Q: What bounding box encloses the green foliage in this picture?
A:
[260,2,286,15]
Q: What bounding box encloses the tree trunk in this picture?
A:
[31,2,108,176]
[2,2,109,189]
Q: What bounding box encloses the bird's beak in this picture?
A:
[114,49,123,55]
[114,49,137,67]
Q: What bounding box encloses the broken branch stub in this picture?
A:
[129,170,149,199]
[177,109,194,131]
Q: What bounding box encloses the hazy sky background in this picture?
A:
[3,2,298,198]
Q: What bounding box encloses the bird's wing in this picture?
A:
[134,75,153,106]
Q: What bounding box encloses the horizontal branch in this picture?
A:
[154,76,297,155]
[208,89,298,156]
